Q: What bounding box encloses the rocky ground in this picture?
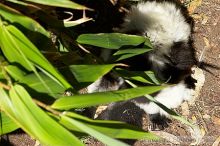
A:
[1,0,219,145]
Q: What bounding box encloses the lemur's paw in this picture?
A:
[148,114,172,131]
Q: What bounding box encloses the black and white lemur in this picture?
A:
[86,0,197,129]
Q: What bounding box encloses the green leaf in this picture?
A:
[20,0,90,10]
[0,23,33,71]
[0,111,19,135]
[60,115,129,146]
[51,85,165,109]
[77,33,147,49]
[144,71,161,85]
[61,112,159,140]
[114,48,152,61]
[69,64,116,83]
[0,22,71,89]
[5,65,26,81]
[0,3,49,37]
[144,37,153,48]
[19,72,66,98]
[0,68,4,80]
[116,69,161,85]
[0,85,84,146]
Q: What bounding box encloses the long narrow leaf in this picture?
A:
[77,33,147,49]
[69,64,116,83]
[61,112,159,140]
[61,115,129,146]
[21,0,90,10]
[52,85,165,109]
[0,23,32,71]
[0,3,49,37]
[0,112,19,135]
[4,65,26,81]
[0,22,71,89]
[116,69,161,85]
[114,48,152,61]
[19,72,66,98]
[3,85,83,146]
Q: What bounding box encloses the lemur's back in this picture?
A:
[122,1,191,54]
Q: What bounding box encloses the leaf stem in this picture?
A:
[32,99,61,116]
[0,82,11,90]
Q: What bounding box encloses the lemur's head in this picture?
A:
[149,41,196,83]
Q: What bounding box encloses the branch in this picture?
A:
[0,82,11,90]
[32,99,61,116]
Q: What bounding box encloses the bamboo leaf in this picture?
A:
[1,85,83,146]
[114,48,152,61]
[0,23,33,71]
[69,64,116,83]
[116,69,161,85]
[52,85,165,109]
[0,68,4,80]
[0,3,49,37]
[61,112,159,140]
[76,33,147,49]
[0,112,19,135]
[22,0,90,10]
[0,22,71,89]
[5,65,26,81]
[19,72,65,98]
[60,115,129,146]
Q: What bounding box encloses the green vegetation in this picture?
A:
[0,0,192,145]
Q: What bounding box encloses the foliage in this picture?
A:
[0,0,191,145]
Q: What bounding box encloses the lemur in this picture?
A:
[85,0,197,130]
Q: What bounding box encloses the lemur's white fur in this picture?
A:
[87,77,124,93]
[122,1,191,48]
[136,82,193,116]
[87,78,103,93]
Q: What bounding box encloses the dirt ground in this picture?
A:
[1,0,220,145]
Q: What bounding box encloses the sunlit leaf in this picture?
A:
[77,33,147,49]
[21,0,90,10]
[5,65,26,81]
[60,115,129,146]
[19,72,65,98]
[52,85,165,109]
[0,23,33,71]
[0,111,19,135]
[0,3,49,37]
[61,112,159,140]
[0,85,84,146]
[69,64,116,83]
[0,22,71,89]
